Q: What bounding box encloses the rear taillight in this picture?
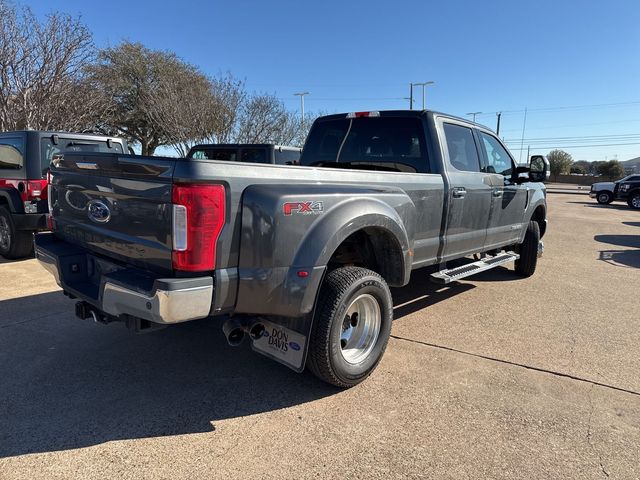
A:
[171,184,226,272]
[46,171,54,229]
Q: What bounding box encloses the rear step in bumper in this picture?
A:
[35,233,213,324]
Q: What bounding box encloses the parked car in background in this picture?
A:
[590,174,640,204]
[187,144,302,165]
[615,175,640,209]
[0,131,128,258]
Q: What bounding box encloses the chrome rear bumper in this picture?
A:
[35,233,213,324]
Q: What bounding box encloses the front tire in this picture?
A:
[596,191,613,204]
[628,192,640,210]
[515,221,540,277]
[307,266,393,388]
[0,207,34,259]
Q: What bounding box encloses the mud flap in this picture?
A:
[250,314,314,373]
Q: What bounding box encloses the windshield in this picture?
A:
[41,137,124,175]
[300,116,430,173]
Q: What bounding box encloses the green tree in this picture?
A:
[547,149,574,181]
[87,42,218,156]
[596,160,625,181]
[572,160,591,175]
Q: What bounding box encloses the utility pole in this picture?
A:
[410,81,435,109]
[403,97,415,109]
[466,111,482,123]
[518,107,528,163]
[293,92,309,124]
[409,83,413,110]
[496,112,502,135]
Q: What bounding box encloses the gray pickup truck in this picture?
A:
[35,110,548,387]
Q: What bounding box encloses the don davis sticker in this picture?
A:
[251,320,307,371]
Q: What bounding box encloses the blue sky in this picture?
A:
[28,0,640,161]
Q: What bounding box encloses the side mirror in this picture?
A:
[528,155,550,182]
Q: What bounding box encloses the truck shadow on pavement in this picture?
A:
[0,292,340,458]
[595,234,640,269]
[391,273,475,320]
[0,264,515,457]
[0,255,33,265]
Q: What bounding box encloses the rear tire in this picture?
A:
[596,191,613,204]
[0,207,34,259]
[307,266,393,388]
[628,192,640,210]
[514,221,540,277]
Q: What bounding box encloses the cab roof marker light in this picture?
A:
[346,111,381,118]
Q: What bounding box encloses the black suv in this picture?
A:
[614,175,640,210]
[0,131,128,258]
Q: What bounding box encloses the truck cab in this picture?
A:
[0,131,127,258]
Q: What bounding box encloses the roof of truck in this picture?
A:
[314,109,492,131]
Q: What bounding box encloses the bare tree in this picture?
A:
[208,73,246,144]
[232,92,316,146]
[0,1,99,131]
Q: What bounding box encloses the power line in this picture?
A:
[504,133,640,141]
[498,118,640,134]
[508,142,640,150]
[474,100,640,118]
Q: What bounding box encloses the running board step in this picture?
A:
[430,252,520,285]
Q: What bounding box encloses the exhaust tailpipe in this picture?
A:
[222,318,245,346]
[248,321,266,341]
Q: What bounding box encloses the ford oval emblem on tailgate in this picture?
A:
[87,200,111,224]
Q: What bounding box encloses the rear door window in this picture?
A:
[442,123,481,173]
[0,137,25,170]
[190,148,238,161]
[240,148,268,164]
[274,149,301,165]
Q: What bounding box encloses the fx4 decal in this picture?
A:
[283,201,324,216]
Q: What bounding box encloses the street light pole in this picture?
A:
[410,81,435,109]
[466,111,482,123]
[293,92,309,123]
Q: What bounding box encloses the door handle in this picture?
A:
[492,189,503,198]
[452,187,466,199]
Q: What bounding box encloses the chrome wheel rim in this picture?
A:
[598,193,609,203]
[339,293,381,364]
[633,196,640,208]
[0,216,10,251]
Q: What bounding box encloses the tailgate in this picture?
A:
[49,152,176,274]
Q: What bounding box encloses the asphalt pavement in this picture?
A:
[0,194,638,479]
